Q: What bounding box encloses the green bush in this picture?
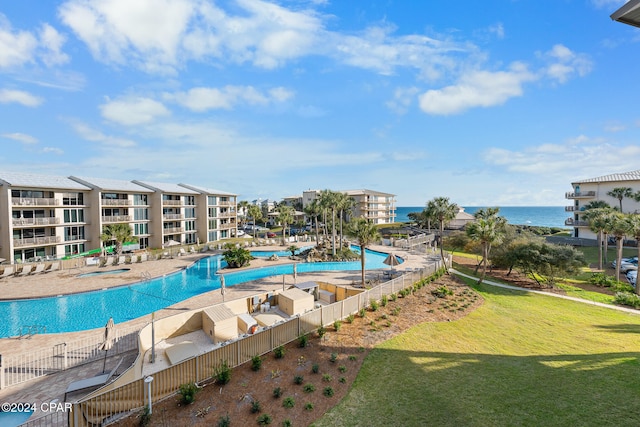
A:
[283,397,295,408]
[615,292,640,308]
[294,375,304,385]
[369,299,379,311]
[589,272,617,287]
[217,414,231,427]
[304,402,314,411]
[322,373,332,382]
[178,382,199,405]
[431,285,453,298]
[273,387,282,398]
[138,405,151,426]
[381,295,388,307]
[323,386,335,397]
[251,355,262,371]
[250,400,262,413]
[390,293,397,301]
[257,413,273,425]
[348,355,357,361]
[312,363,320,374]
[214,360,232,385]
[317,326,327,338]
[346,313,355,323]
[611,281,635,293]
[329,352,338,363]
[359,308,366,318]
[274,345,286,359]
[282,419,292,427]
[303,383,316,393]
[339,377,347,383]
[333,320,342,331]
[298,334,308,348]
[338,365,347,373]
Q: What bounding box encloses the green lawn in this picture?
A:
[314,277,640,427]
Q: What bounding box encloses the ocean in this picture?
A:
[395,206,569,229]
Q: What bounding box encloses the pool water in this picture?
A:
[250,246,313,258]
[0,410,32,427]
[0,248,402,338]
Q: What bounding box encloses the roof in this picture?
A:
[343,189,396,197]
[178,183,236,196]
[572,170,640,185]
[69,176,152,192]
[280,287,315,301]
[0,172,91,190]
[132,180,199,194]
[202,304,236,322]
[611,0,640,28]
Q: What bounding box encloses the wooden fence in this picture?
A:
[68,258,446,427]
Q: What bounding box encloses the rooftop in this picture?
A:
[572,170,640,185]
[70,176,153,192]
[0,172,91,190]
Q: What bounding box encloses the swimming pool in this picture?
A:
[77,268,131,278]
[0,248,402,338]
[250,246,313,258]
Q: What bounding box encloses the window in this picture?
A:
[62,192,84,205]
[208,219,218,230]
[208,196,217,205]
[64,209,85,223]
[134,208,148,220]
[65,244,85,257]
[208,207,217,218]
[185,195,195,206]
[185,220,196,231]
[208,231,218,241]
[185,207,196,218]
[133,194,148,205]
[64,226,85,242]
[134,223,149,235]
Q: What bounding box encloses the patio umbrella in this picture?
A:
[383,253,401,271]
[99,317,115,373]
[220,275,226,302]
[293,263,297,284]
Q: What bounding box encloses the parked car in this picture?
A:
[237,230,245,236]
[627,270,637,286]
[267,232,276,238]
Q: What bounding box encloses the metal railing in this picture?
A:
[13,218,61,226]
[101,199,131,206]
[12,198,59,206]
[162,214,183,220]
[13,236,61,247]
[102,215,132,223]
[565,191,596,199]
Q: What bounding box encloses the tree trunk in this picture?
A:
[360,245,366,287]
[597,230,603,271]
[439,224,448,274]
[331,208,336,257]
[615,237,623,282]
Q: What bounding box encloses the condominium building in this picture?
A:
[301,189,397,224]
[0,172,236,264]
[565,170,640,239]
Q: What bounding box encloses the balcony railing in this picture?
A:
[216,200,235,206]
[163,200,182,206]
[219,222,236,230]
[12,197,59,206]
[12,217,61,226]
[163,227,185,234]
[565,191,596,199]
[163,214,184,220]
[101,198,131,206]
[14,236,61,247]
[102,215,132,223]
[565,206,575,212]
[565,218,589,227]
[218,211,236,218]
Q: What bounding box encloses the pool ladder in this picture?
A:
[140,271,151,281]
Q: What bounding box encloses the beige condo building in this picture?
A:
[301,189,397,224]
[0,172,237,264]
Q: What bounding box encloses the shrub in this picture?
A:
[178,382,199,405]
[589,272,615,287]
[312,363,320,374]
[432,285,453,298]
[348,355,357,361]
[251,355,262,371]
[298,334,308,348]
[294,375,304,385]
[303,383,316,393]
[338,365,347,373]
[390,293,397,301]
[333,320,342,332]
[611,281,635,293]
[304,402,314,411]
[323,386,335,397]
[346,314,355,323]
[392,307,401,316]
[282,420,292,427]
[615,292,640,308]
[273,387,282,398]
[317,326,327,338]
[359,308,366,318]
[329,353,338,363]
[381,295,388,307]
[322,373,332,382]
[369,299,379,311]
[274,345,286,359]
[138,405,151,426]
[214,360,231,385]
[283,397,295,408]
[339,377,346,383]
[257,413,273,425]
[217,414,231,427]
[250,400,262,413]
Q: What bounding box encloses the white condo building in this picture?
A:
[0,172,237,264]
[301,189,397,224]
[566,170,640,239]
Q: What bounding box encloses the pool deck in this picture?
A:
[0,242,435,408]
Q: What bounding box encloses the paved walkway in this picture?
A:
[0,243,432,410]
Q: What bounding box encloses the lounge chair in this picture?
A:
[139,253,148,263]
[101,257,114,267]
[0,266,14,279]
[64,358,123,401]
[178,248,186,256]
[116,256,126,265]
[18,265,33,276]
[45,262,59,273]
[31,264,46,275]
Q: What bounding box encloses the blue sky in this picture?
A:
[1,0,639,207]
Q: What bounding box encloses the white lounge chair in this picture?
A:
[64,358,123,401]
[0,266,14,279]
[18,265,33,276]
[45,262,59,273]
[139,253,148,263]
[178,248,186,256]
[101,257,114,267]
[31,264,46,275]
[116,256,126,265]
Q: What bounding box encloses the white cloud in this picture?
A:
[42,146,64,155]
[0,88,43,106]
[386,86,420,114]
[70,120,136,147]
[38,24,69,66]
[168,85,294,111]
[540,44,592,84]
[99,96,170,125]
[418,62,536,115]
[0,15,37,68]
[1,132,38,144]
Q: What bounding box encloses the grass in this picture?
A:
[314,277,640,427]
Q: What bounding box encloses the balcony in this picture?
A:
[13,217,61,227]
[163,214,184,220]
[101,198,131,206]
[163,200,182,206]
[218,211,236,218]
[219,222,236,230]
[565,191,596,199]
[217,200,235,206]
[14,236,61,247]
[565,206,575,212]
[12,197,59,206]
[163,227,184,234]
[565,218,589,227]
[102,215,132,223]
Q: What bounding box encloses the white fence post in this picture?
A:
[0,355,4,390]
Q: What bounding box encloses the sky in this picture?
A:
[1,0,639,207]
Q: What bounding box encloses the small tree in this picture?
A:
[425,197,458,271]
[222,244,253,268]
[511,241,586,287]
[101,223,138,256]
[346,217,380,287]
[607,187,633,213]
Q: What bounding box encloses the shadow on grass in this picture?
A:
[594,324,640,334]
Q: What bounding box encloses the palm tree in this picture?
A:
[466,208,507,284]
[276,205,295,244]
[337,193,355,249]
[247,204,263,239]
[237,200,250,227]
[582,206,613,270]
[100,223,137,256]
[319,190,340,256]
[347,217,380,287]
[425,197,458,271]
[605,212,629,282]
[623,213,640,295]
[607,187,633,212]
[303,199,322,244]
